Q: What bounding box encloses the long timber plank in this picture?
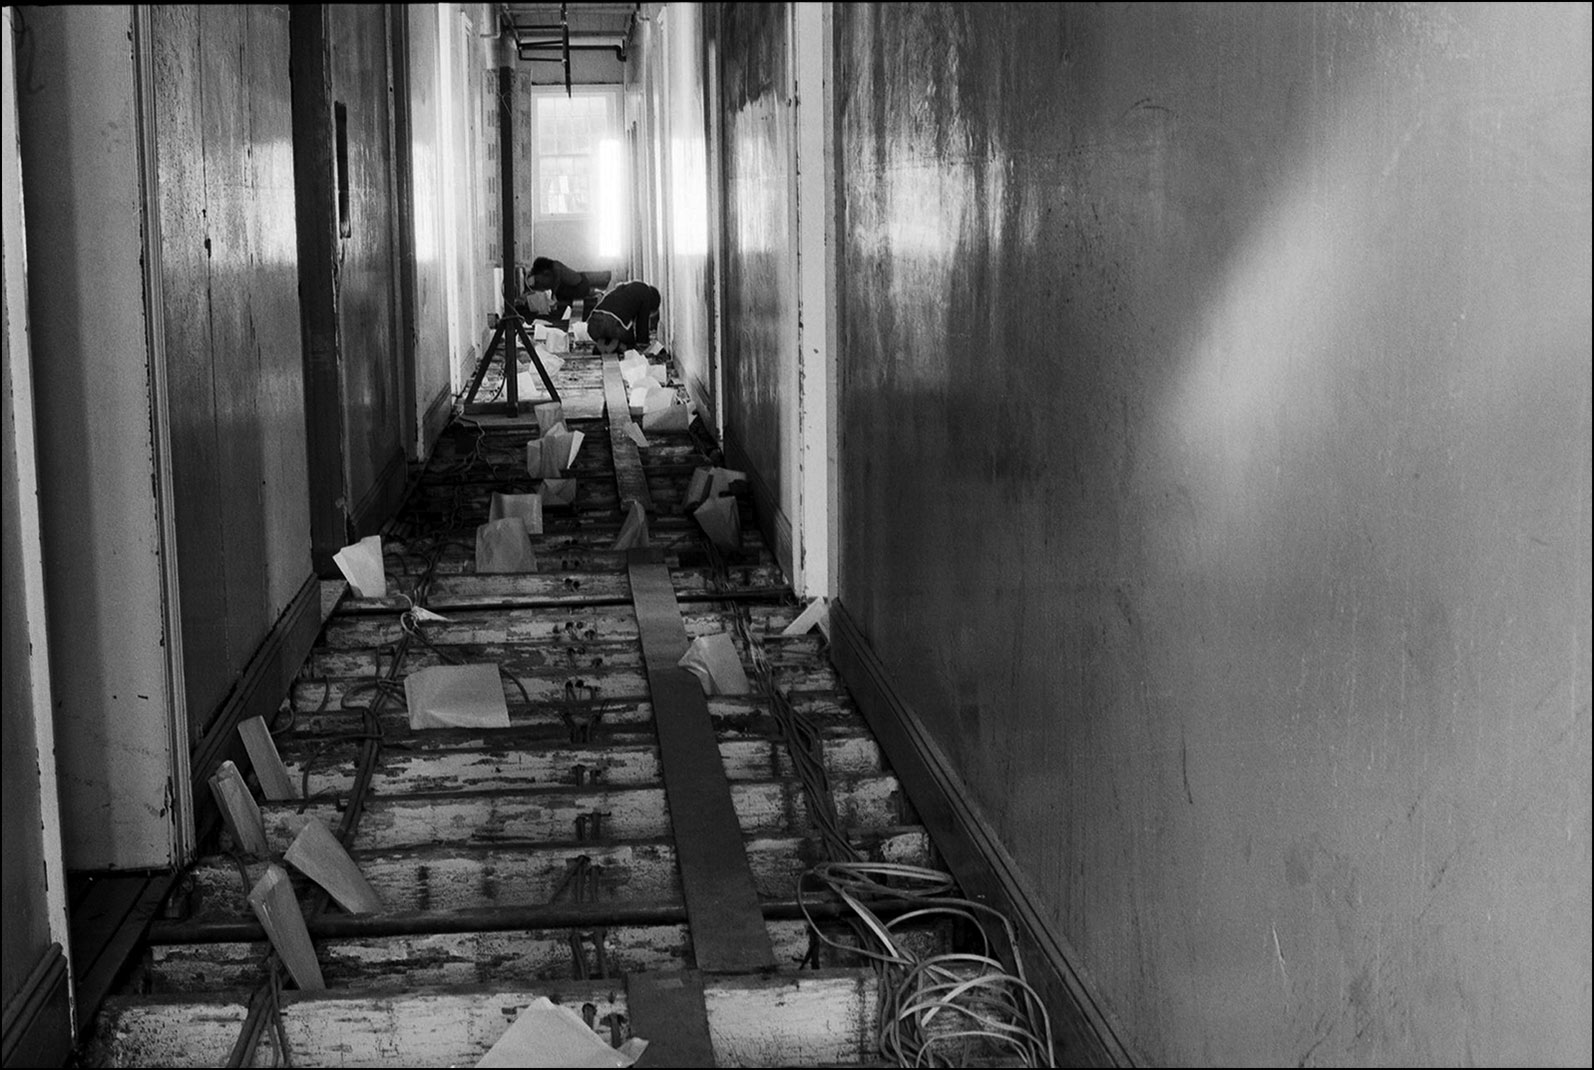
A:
[627,550,777,973]
[603,353,654,511]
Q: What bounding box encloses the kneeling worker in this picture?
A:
[586,281,662,354]
[526,257,610,322]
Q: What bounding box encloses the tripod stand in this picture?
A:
[461,309,562,417]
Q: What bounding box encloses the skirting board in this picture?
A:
[1,943,71,1069]
[190,571,323,845]
[349,445,410,541]
[827,599,1139,1068]
[420,382,454,461]
[720,427,793,581]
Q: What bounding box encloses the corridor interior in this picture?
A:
[3,4,1588,1070]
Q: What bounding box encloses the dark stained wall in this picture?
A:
[716,1,795,566]
[153,5,313,735]
[331,4,407,531]
[833,3,1591,1065]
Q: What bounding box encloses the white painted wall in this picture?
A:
[15,5,188,869]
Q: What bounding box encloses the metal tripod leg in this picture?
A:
[461,313,561,416]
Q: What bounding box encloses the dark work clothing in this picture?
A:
[529,259,610,321]
[590,282,661,346]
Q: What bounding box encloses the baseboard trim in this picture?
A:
[419,382,453,460]
[720,427,793,581]
[827,599,1139,1068]
[349,446,409,540]
[1,943,72,1069]
[189,572,322,844]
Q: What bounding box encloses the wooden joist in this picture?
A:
[277,688,863,739]
[86,969,882,1069]
[179,829,935,919]
[275,734,886,796]
[251,774,905,851]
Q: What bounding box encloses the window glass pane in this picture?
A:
[536,95,610,216]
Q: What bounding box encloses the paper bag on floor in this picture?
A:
[527,431,572,478]
[489,491,543,534]
[645,340,665,356]
[532,321,550,342]
[642,402,690,433]
[533,401,566,435]
[476,518,538,574]
[612,500,650,550]
[677,633,753,696]
[565,429,586,468]
[619,352,649,387]
[404,664,510,730]
[531,347,565,378]
[645,363,668,385]
[684,467,747,512]
[627,382,657,417]
[333,534,386,599]
[540,477,578,507]
[623,422,649,449]
[545,327,569,354]
[476,997,647,1069]
[693,494,741,553]
[571,319,591,345]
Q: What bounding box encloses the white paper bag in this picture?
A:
[532,321,551,342]
[527,430,572,478]
[489,492,543,535]
[619,353,649,387]
[571,319,591,344]
[476,518,538,574]
[645,340,665,356]
[404,664,510,730]
[627,382,656,416]
[684,467,747,511]
[533,401,566,435]
[540,478,578,507]
[565,429,586,469]
[693,494,742,553]
[646,364,668,385]
[333,535,386,599]
[677,633,752,696]
[642,403,690,433]
[476,997,647,1069]
[623,422,649,449]
[613,500,649,551]
[545,327,569,354]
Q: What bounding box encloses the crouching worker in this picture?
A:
[586,281,662,354]
[527,257,610,322]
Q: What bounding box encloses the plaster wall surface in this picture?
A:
[832,3,1592,1064]
[153,4,312,734]
[17,4,181,868]
[662,3,716,418]
[408,4,455,443]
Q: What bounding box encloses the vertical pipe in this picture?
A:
[498,37,518,414]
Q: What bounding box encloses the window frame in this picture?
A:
[527,85,623,224]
